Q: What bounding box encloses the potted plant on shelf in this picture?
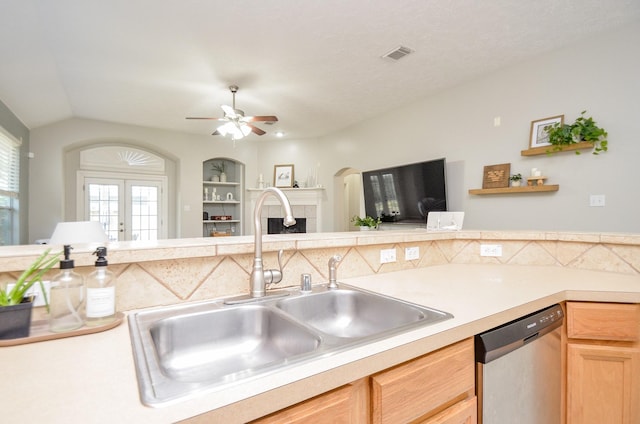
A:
[0,248,60,339]
[510,173,523,187]
[211,161,227,182]
[351,215,381,230]
[544,110,608,155]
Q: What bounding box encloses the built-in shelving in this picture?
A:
[469,185,559,195]
[521,141,593,156]
[202,159,244,236]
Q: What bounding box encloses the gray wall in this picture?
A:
[258,22,640,233]
[0,99,30,244]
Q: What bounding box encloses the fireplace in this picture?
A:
[248,188,324,233]
[268,218,307,234]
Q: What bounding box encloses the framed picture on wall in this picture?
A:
[274,164,294,188]
[482,163,510,189]
[530,115,563,148]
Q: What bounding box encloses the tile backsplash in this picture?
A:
[2,231,639,313]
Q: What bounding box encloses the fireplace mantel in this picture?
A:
[247,188,325,233]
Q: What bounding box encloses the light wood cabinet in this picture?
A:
[418,396,477,424]
[252,338,476,424]
[566,302,640,424]
[371,338,476,424]
[250,378,369,424]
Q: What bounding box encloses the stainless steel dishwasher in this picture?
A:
[475,304,564,424]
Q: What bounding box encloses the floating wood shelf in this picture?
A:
[521,142,594,156]
[469,185,559,195]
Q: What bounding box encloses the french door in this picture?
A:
[78,172,167,241]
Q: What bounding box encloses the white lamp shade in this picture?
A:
[49,221,108,245]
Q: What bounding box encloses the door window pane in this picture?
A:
[130,185,158,241]
[88,183,120,242]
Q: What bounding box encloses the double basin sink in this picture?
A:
[128,284,453,406]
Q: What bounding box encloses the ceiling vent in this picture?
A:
[382,45,414,61]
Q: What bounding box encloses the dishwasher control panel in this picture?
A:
[475,303,564,363]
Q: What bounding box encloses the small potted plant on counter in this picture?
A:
[352,215,381,230]
[510,173,523,187]
[545,110,608,155]
[0,248,60,339]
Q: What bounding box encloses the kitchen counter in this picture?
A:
[2,264,639,423]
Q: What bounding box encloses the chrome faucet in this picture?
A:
[250,187,296,298]
[328,255,342,289]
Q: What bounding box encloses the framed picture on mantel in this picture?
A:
[274,164,294,188]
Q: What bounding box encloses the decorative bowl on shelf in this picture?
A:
[212,215,233,221]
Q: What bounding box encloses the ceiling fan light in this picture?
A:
[241,124,252,137]
[230,125,245,140]
[216,123,230,136]
[218,122,239,137]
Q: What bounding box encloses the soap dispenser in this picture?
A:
[49,244,85,332]
[85,247,116,326]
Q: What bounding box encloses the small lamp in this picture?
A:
[49,221,108,245]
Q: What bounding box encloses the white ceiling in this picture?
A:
[1,1,639,141]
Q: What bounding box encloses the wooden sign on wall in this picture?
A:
[482,163,510,189]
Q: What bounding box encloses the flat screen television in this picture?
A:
[362,158,447,224]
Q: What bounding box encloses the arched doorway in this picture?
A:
[334,167,363,232]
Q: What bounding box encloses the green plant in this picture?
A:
[509,173,522,182]
[545,110,608,155]
[0,248,60,307]
[351,215,381,228]
[211,161,226,175]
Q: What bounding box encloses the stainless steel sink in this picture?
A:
[149,305,321,383]
[276,288,445,339]
[129,284,452,406]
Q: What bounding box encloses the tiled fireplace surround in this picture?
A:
[2,231,640,315]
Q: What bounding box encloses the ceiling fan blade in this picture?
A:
[186,117,225,121]
[248,125,266,136]
[244,115,278,123]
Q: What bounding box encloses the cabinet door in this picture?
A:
[419,396,477,424]
[370,338,475,424]
[250,378,368,424]
[567,343,640,424]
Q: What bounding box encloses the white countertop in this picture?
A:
[2,264,639,423]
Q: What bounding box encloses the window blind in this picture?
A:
[0,130,21,197]
[0,129,21,245]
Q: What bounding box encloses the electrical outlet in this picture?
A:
[380,248,397,264]
[405,247,420,261]
[7,280,51,307]
[590,194,605,207]
[480,244,502,257]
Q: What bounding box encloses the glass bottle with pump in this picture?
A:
[49,244,85,332]
[85,247,116,326]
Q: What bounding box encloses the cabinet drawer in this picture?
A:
[567,302,640,341]
[371,338,475,424]
[250,379,368,424]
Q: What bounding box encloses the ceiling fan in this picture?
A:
[186,85,278,140]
